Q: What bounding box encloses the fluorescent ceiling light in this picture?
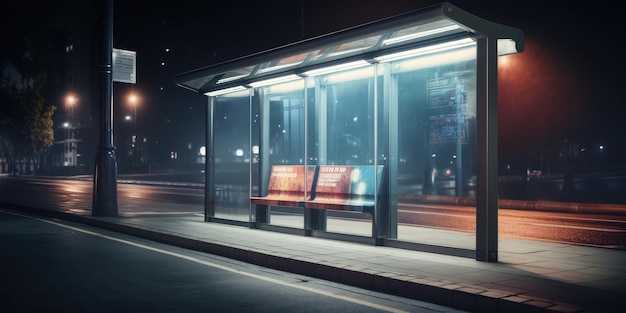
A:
[248,74,301,88]
[216,74,247,84]
[258,63,299,74]
[396,46,475,71]
[267,79,308,94]
[325,67,376,84]
[303,60,370,77]
[497,39,518,56]
[376,38,475,62]
[204,85,247,97]
[382,25,461,46]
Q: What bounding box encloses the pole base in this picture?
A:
[92,148,118,217]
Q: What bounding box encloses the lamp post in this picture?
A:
[92,0,118,217]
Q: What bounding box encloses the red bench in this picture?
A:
[304,165,383,213]
[250,165,315,208]
[250,164,384,214]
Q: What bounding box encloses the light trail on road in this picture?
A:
[523,223,626,232]
[398,202,626,248]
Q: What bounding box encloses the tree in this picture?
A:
[25,74,57,173]
[0,70,57,175]
[1,3,62,175]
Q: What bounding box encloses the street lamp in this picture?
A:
[66,94,77,108]
[64,94,78,171]
[127,93,139,137]
[127,92,140,171]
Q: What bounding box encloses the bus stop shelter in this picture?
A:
[175,2,524,262]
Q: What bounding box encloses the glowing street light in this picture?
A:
[127,92,140,137]
[64,93,78,169]
[66,94,77,106]
[65,93,77,123]
[126,92,141,171]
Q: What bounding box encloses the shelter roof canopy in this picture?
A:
[174,2,524,94]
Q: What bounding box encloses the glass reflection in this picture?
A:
[255,81,306,228]
[311,66,376,236]
[213,91,251,222]
[393,46,477,247]
[206,44,479,249]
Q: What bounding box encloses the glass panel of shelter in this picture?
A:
[247,67,380,237]
[309,65,377,237]
[259,81,307,229]
[391,44,478,249]
[209,38,480,250]
[211,91,251,222]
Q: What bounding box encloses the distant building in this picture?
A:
[49,3,99,175]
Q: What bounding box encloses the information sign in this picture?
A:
[112,48,136,84]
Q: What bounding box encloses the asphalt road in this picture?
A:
[1,176,625,249]
[0,209,466,313]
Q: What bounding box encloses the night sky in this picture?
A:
[3,0,625,169]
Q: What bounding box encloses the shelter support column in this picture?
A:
[475,36,499,262]
[205,97,216,220]
[256,90,270,225]
[305,78,327,233]
[375,63,397,241]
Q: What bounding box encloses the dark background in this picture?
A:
[2,0,624,173]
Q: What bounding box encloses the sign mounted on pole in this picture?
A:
[112,48,136,84]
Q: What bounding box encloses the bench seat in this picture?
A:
[250,164,383,214]
[250,165,315,208]
[304,165,383,214]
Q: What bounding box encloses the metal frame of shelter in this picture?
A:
[175,2,524,262]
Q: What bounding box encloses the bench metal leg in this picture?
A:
[255,204,270,226]
[305,209,326,235]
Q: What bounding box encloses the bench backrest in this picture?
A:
[311,165,383,204]
[264,165,315,199]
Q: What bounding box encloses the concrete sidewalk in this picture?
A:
[5,204,625,313]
